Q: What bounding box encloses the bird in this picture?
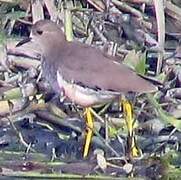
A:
[17,19,158,158]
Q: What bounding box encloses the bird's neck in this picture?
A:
[42,37,66,57]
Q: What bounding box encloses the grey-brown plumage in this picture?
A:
[30,20,157,106]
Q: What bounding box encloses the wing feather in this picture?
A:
[56,41,157,93]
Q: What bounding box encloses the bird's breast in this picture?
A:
[41,58,61,92]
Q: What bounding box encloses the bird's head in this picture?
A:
[16,20,65,54]
[31,20,65,52]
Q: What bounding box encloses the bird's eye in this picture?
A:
[36,30,43,35]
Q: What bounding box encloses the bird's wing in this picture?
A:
[57,42,157,93]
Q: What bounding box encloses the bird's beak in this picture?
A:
[16,37,33,47]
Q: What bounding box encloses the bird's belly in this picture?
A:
[63,84,117,107]
[57,72,118,107]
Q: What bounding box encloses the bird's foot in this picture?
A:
[122,99,142,157]
[83,107,94,158]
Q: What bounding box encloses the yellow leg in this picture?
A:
[122,99,141,157]
[83,107,94,158]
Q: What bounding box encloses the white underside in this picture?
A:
[57,71,119,107]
